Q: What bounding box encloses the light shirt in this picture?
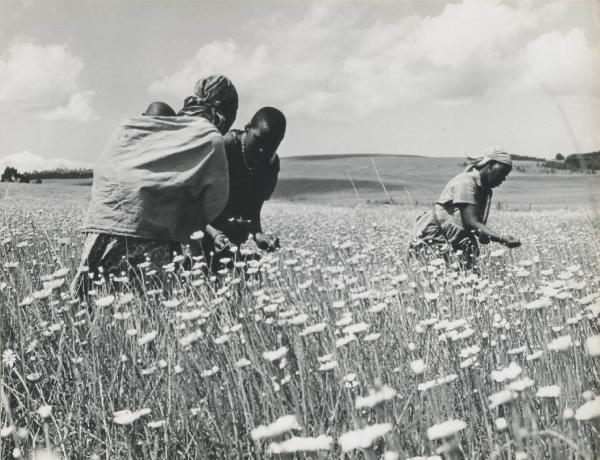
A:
[414,169,492,245]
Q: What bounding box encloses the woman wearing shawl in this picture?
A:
[71,75,238,296]
[409,147,521,268]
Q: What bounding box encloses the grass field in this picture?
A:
[1,180,600,459]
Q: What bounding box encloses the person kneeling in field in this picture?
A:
[408,147,521,268]
[200,107,286,269]
[70,75,238,297]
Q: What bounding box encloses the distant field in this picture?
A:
[277,154,600,209]
[3,154,599,210]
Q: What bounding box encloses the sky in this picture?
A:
[0,0,599,171]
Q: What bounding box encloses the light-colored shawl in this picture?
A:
[83,116,229,244]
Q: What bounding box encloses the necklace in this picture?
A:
[240,132,255,172]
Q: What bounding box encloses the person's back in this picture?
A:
[84,115,228,244]
[432,169,492,243]
[71,75,238,297]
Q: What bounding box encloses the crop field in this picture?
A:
[1,182,600,459]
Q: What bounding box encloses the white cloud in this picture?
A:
[0,151,92,173]
[148,0,598,122]
[38,90,97,122]
[0,41,97,121]
[516,29,599,95]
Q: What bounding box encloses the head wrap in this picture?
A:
[178,75,238,134]
[465,146,513,172]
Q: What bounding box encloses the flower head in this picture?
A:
[250,415,301,440]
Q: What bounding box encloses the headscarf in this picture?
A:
[465,146,512,222]
[178,75,238,134]
[465,146,513,172]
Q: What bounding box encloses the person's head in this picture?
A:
[242,107,286,168]
[143,101,176,116]
[479,161,512,188]
[466,146,512,189]
[178,75,238,134]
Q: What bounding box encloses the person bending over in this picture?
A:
[408,147,521,268]
[71,75,238,296]
[203,107,286,263]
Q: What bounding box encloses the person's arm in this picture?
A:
[246,198,264,235]
[460,205,521,248]
[205,223,232,251]
[250,158,280,251]
[245,198,278,250]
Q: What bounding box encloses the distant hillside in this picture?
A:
[288,153,423,161]
[276,153,600,208]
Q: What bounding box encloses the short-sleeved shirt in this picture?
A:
[414,169,491,246]
[436,169,491,225]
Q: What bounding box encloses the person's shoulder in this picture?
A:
[450,170,478,186]
[209,132,225,150]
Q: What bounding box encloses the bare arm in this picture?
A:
[246,199,264,235]
[205,223,231,251]
[460,205,521,247]
[247,198,281,251]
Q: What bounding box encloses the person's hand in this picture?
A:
[214,233,232,252]
[501,235,521,248]
[255,232,280,252]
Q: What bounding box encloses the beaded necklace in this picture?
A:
[240,131,256,172]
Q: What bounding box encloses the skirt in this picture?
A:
[70,232,178,297]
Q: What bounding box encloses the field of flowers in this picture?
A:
[1,183,600,459]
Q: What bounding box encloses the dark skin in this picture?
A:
[143,101,176,116]
[212,120,284,251]
[459,162,521,248]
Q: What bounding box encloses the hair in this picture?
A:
[143,101,176,116]
[249,107,286,138]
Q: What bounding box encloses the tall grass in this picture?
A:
[1,187,599,459]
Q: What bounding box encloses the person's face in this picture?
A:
[482,162,512,188]
[244,122,283,168]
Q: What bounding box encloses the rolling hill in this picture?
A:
[275,154,600,209]
[11,153,598,210]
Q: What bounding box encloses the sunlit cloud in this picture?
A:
[0,41,97,122]
[149,0,598,122]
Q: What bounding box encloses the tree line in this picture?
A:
[544,151,600,172]
[1,166,93,183]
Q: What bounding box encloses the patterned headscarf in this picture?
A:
[465,146,513,172]
[178,75,238,134]
[465,146,512,222]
